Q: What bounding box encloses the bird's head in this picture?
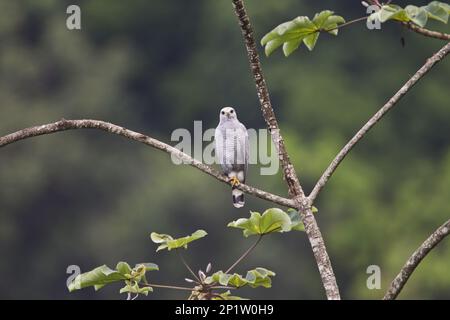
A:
[219,107,238,121]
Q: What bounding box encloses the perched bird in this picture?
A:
[215,107,249,208]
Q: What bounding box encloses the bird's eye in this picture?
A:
[230,110,234,113]
[221,111,225,115]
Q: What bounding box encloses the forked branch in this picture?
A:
[232,0,340,300]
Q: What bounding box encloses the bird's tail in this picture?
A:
[232,187,244,208]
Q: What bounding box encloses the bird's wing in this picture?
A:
[239,122,249,176]
[215,125,230,174]
[233,122,248,180]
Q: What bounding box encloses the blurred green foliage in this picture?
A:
[0,0,449,299]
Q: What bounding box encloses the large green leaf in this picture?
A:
[67,261,159,293]
[205,268,276,289]
[150,229,207,251]
[368,1,449,27]
[227,208,305,237]
[261,11,345,56]
[67,265,127,292]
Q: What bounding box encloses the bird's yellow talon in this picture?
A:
[229,176,240,187]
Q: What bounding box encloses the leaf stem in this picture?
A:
[177,249,201,282]
[321,16,368,33]
[225,235,263,274]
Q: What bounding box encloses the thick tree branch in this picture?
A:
[232,0,340,300]
[0,119,295,208]
[402,22,450,41]
[309,42,450,203]
[231,0,303,199]
[383,218,450,300]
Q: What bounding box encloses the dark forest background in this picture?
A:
[0,0,449,299]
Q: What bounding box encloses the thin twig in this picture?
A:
[225,235,262,274]
[177,249,200,283]
[232,0,340,300]
[322,16,368,33]
[0,119,295,208]
[383,219,450,300]
[309,42,450,203]
[402,22,450,41]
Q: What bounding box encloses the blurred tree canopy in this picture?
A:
[0,0,449,299]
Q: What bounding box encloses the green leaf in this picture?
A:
[245,267,276,288]
[150,232,173,251]
[275,20,300,36]
[369,2,449,27]
[378,5,409,23]
[116,261,132,276]
[205,268,276,289]
[287,209,305,231]
[261,11,345,56]
[292,15,316,28]
[120,283,152,296]
[325,25,339,36]
[323,15,346,27]
[255,208,292,234]
[228,208,305,237]
[437,2,450,14]
[150,230,207,251]
[283,38,303,57]
[303,33,320,51]
[312,10,335,28]
[67,265,127,292]
[405,5,428,27]
[219,273,247,288]
[136,262,159,272]
[322,16,346,36]
[261,17,314,46]
[150,232,173,243]
[265,38,284,56]
[68,261,158,294]
[423,2,449,23]
[227,209,289,236]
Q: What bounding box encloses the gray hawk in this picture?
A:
[215,107,249,208]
